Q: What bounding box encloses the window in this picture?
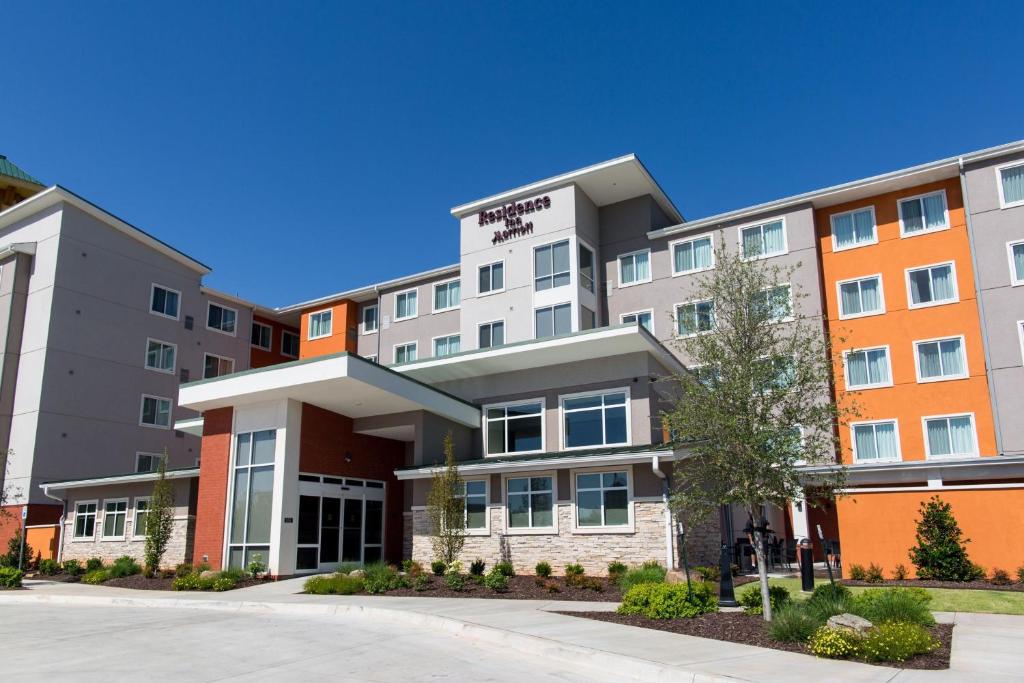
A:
[915,337,967,382]
[251,322,272,350]
[207,303,237,335]
[907,263,957,308]
[535,303,571,339]
[1008,241,1024,286]
[618,249,651,287]
[830,207,877,251]
[132,498,150,539]
[73,502,97,538]
[852,420,901,462]
[486,400,543,455]
[394,288,418,321]
[362,304,379,334]
[136,452,165,473]
[478,320,504,349]
[460,480,487,530]
[433,280,461,312]
[506,476,553,529]
[534,240,571,291]
[140,395,172,428]
[740,219,787,259]
[204,353,234,379]
[580,306,596,330]
[394,342,417,364]
[576,470,629,528]
[144,339,176,373]
[621,310,654,334]
[308,309,332,340]
[844,347,892,389]
[433,334,460,358]
[150,284,180,319]
[579,244,595,292]
[838,275,884,319]
[281,330,299,357]
[997,162,1024,208]
[478,261,504,295]
[753,284,792,322]
[1020,321,1024,365]
[671,235,713,275]
[102,499,128,539]
[562,389,629,449]
[228,430,276,570]
[899,190,948,236]
[924,414,977,458]
[676,300,714,336]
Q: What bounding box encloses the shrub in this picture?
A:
[412,574,431,591]
[484,567,508,591]
[218,567,247,583]
[541,578,560,593]
[85,557,103,572]
[847,564,866,581]
[850,588,934,627]
[607,561,627,581]
[444,572,465,591]
[82,569,112,585]
[430,560,446,576]
[108,555,141,578]
[247,553,266,579]
[0,530,32,568]
[769,604,819,643]
[304,574,365,595]
[337,562,362,575]
[211,576,237,592]
[174,562,193,578]
[38,558,59,575]
[864,563,884,583]
[893,563,909,581]
[469,559,486,576]
[0,566,23,588]
[738,584,790,615]
[401,559,414,572]
[535,561,552,578]
[61,559,83,576]
[619,564,667,593]
[618,582,717,620]
[494,561,515,578]
[172,573,204,591]
[859,622,940,663]
[909,496,980,581]
[364,562,406,594]
[694,565,721,582]
[806,583,852,622]
[808,626,861,659]
[990,568,1013,586]
[194,561,211,573]
[1017,566,1024,584]
[564,563,585,587]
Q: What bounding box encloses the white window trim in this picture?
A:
[669,234,715,276]
[431,333,461,358]
[131,496,151,540]
[533,238,573,292]
[139,394,172,430]
[1007,240,1024,287]
[850,419,902,464]
[281,330,299,358]
[135,451,166,473]
[483,397,546,457]
[533,302,573,339]
[149,283,181,320]
[995,160,1024,209]
[205,302,238,337]
[571,465,635,534]
[307,308,333,340]
[738,216,789,261]
[203,352,235,379]
[460,477,490,536]
[251,321,272,351]
[829,206,878,253]
[559,386,632,451]
[836,274,886,320]
[912,335,969,384]
[478,318,505,349]
[617,248,653,288]
[144,337,177,374]
[393,287,419,322]
[759,283,794,323]
[674,298,715,338]
[361,303,379,335]
[898,189,950,239]
[71,500,98,541]
[393,341,418,364]
[477,260,506,297]
[620,309,655,336]
[100,497,129,541]
[842,345,894,390]
[501,470,558,535]
[905,261,960,310]
[432,278,461,313]
[1019,320,1024,365]
[921,412,979,460]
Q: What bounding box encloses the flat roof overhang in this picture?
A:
[393,323,686,384]
[178,353,480,428]
[800,455,1024,488]
[41,467,200,492]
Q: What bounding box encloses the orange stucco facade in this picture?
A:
[299,300,359,359]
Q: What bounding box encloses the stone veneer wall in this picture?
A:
[59,515,195,569]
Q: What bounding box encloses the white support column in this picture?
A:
[270,399,302,577]
[790,496,810,540]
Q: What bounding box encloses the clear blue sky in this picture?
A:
[3,2,1022,307]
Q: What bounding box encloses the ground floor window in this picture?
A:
[74,502,97,538]
[507,476,553,529]
[460,480,487,529]
[228,430,276,570]
[132,498,150,539]
[102,499,128,539]
[575,471,629,527]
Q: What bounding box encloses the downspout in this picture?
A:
[651,455,673,569]
[959,156,1005,456]
[374,286,381,361]
[41,485,66,564]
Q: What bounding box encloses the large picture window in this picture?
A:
[576,471,629,527]
[228,430,276,570]
[534,240,571,291]
[486,400,543,455]
[562,390,628,449]
[506,476,553,529]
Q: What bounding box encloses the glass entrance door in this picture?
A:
[296,475,387,572]
[319,497,341,564]
[341,498,363,562]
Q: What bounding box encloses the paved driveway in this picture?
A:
[0,603,618,682]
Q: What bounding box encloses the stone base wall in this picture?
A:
[60,515,195,569]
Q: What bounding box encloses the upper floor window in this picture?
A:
[433,280,461,312]
[433,334,460,358]
[136,452,166,473]
[579,244,595,292]
[899,190,948,237]
[576,470,629,528]
[562,389,629,449]
[394,289,418,321]
[740,219,786,259]
[621,310,654,334]
[308,309,332,340]
[924,414,977,458]
[479,261,504,295]
[394,342,417,364]
[618,249,651,287]
[997,162,1024,208]
[281,330,299,357]
[251,322,272,351]
[915,337,967,382]
[140,395,172,429]
[852,420,900,462]
[362,304,378,334]
[486,400,543,455]
[535,303,571,339]
[753,284,792,323]
[838,275,884,319]
[204,353,234,379]
[907,263,957,308]
[535,240,571,291]
[830,207,877,251]
[676,300,714,337]
[207,303,237,335]
[671,235,713,275]
[150,284,180,319]
[145,339,176,373]
[479,320,504,349]
[844,346,892,389]
[1008,241,1024,286]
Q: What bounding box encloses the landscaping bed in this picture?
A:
[102,574,267,591]
[383,574,622,601]
[842,578,1024,592]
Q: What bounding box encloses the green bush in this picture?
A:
[864,563,884,583]
[564,563,585,586]
[0,566,23,588]
[738,584,790,614]
[810,582,852,604]
[444,572,465,591]
[108,555,141,578]
[0,530,32,568]
[806,582,853,622]
[850,588,934,627]
[172,573,204,591]
[769,604,820,643]
[808,626,861,659]
[364,562,406,594]
[494,561,515,578]
[484,567,508,591]
[618,581,716,620]
[859,622,940,663]
[412,574,431,591]
[61,559,83,576]
[618,564,667,593]
[990,568,1012,586]
[847,564,866,580]
[211,576,237,592]
[909,496,981,581]
[535,561,552,578]
[607,561,627,581]
[82,569,112,584]
[430,560,446,576]
[469,559,486,576]
[893,563,909,580]
[85,557,103,572]
[38,558,60,575]
[174,562,193,578]
[246,553,266,579]
[694,565,721,582]
[1017,566,1024,584]
[337,562,362,575]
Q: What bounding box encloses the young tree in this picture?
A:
[909,496,981,581]
[425,432,466,566]
[144,453,175,576]
[662,244,853,621]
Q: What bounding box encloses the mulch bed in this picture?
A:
[556,611,953,670]
[842,578,1024,592]
[383,575,623,601]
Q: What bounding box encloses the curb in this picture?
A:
[0,592,747,683]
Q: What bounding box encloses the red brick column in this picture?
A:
[192,407,233,568]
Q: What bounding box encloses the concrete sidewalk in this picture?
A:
[5,578,1024,682]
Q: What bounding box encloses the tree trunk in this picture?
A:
[748,506,773,622]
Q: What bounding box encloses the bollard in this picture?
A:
[799,538,815,592]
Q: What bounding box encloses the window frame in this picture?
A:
[829,206,878,252]
[995,160,1024,209]
[135,451,166,473]
[1007,240,1024,287]
[559,387,632,451]
[101,497,129,541]
[458,477,490,535]
[571,466,634,534]
[578,240,596,293]
[620,309,655,335]
[674,298,715,338]
[72,500,98,540]
[131,496,151,540]
[203,352,235,379]
[432,278,461,313]
[361,303,379,335]
[250,321,272,351]
[502,471,557,535]
[850,419,902,463]
[533,239,572,292]
[842,345,894,390]
[139,394,172,429]
[533,302,572,339]
[755,283,794,323]
[738,217,789,260]
[922,412,979,459]
[307,308,333,340]
[913,335,969,383]
[432,333,461,358]
[836,274,886,320]
[206,302,238,337]
[483,398,546,457]
[144,337,177,374]
[898,189,950,238]
[149,283,181,320]
[617,248,652,288]
[478,319,505,349]
[393,341,418,364]
[669,234,715,276]
[226,429,277,570]
[393,287,419,322]
[905,261,960,310]
[478,260,505,297]
[281,330,300,357]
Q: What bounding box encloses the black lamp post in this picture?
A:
[718,504,737,606]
